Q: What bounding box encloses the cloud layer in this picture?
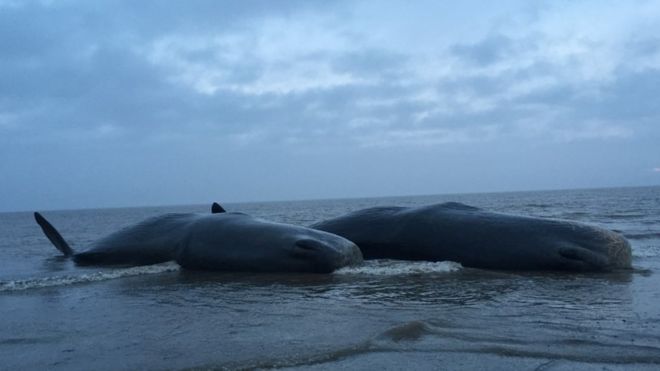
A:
[1,0,659,211]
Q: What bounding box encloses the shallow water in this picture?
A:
[1,186,660,370]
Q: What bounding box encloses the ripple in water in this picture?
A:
[0,263,179,292]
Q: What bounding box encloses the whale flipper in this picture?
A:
[211,202,226,214]
[34,212,74,257]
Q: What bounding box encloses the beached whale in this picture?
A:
[310,202,632,272]
[34,208,362,273]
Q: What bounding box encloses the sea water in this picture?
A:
[1,186,659,370]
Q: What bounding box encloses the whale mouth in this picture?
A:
[558,245,610,271]
[289,239,335,273]
[291,238,363,273]
[562,228,634,271]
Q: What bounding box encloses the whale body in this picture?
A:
[34,210,362,273]
[310,202,632,272]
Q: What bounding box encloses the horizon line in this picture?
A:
[5,183,659,214]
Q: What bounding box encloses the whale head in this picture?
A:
[289,233,364,273]
[177,213,363,273]
[554,226,632,271]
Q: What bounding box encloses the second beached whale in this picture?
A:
[310,202,632,272]
[34,208,362,273]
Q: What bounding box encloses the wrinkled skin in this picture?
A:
[311,202,632,272]
[36,212,363,273]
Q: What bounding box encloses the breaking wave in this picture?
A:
[335,259,462,276]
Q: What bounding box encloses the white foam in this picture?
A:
[335,259,462,276]
[0,263,179,292]
[632,245,660,258]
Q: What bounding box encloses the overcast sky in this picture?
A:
[1,0,659,212]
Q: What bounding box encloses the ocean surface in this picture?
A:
[1,186,660,370]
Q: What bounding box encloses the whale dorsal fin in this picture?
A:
[211,202,226,214]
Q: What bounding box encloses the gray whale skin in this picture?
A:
[34,208,362,274]
[311,202,632,272]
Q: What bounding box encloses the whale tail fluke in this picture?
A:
[211,202,226,214]
[34,212,74,257]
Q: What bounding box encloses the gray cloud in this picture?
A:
[1,0,659,211]
[450,34,519,66]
